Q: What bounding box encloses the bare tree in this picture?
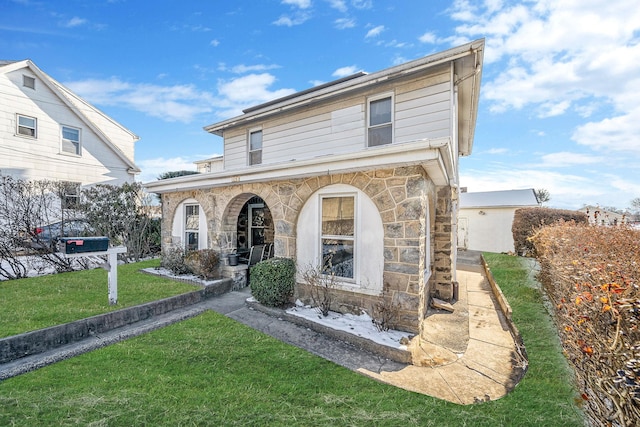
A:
[534,188,551,205]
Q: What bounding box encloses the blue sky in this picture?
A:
[2,0,639,210]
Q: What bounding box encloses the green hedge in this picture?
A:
[250,258,295,307]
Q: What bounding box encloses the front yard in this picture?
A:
[0,254,584,426]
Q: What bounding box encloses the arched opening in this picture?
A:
[220,193,274,258]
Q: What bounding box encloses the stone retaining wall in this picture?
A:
[0,278,233,364]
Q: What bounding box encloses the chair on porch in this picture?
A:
[240,244,265,267]
[240,244,265,285]
[262,242,273,261]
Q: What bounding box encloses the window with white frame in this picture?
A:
[185,204,200,251]
[248,129,262,165]
[17,114,37,138]
[321,195,355,279]
[23,75,36,90]
[61,125,81,155]
[61,181,80,210]
[367,94,393,147]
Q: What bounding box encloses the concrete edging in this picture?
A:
[246,299,413,365]
[0,278,234,364]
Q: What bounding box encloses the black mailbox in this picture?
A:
[59,237,109,254]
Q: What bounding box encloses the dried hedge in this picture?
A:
[512,207,588,256]
[531,223,640,426]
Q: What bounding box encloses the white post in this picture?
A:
[64,246,127,305]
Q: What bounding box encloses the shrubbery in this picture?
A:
[531,223,640,426]
[185,249,220,280]
[512,207,588,256]
[250,258,295,307]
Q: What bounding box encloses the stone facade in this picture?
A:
[160,165,456,333]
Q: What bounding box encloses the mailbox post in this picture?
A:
[60,237,126,305]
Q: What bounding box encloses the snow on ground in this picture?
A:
[285,299,410,350]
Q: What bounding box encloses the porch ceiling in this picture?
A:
[144,137,451,194]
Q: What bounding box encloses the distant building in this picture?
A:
[458,189,539,253]
[0,59,140,185]
[578,205,629,226]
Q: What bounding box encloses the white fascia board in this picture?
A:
[145,137,449,193]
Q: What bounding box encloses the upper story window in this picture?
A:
[17,114,37,138]
[23,75,36,90]
[61,125,81,155]
[248,129,263,165]
[367,94,393,147]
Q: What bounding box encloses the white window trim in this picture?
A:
[366,92,394,148]
[184,203,200,251]
[60,125,82,156]
[16,114,37,139]
[319,191,358,285]
[248,127,263,166]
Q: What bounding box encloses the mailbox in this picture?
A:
[59,237,109,254]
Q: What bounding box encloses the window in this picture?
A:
[60,181,80,210]
[185,204,200,251]
[61,125,81,155]
[248,129,262,165]
[321,196,355,279]
[17,114,37,138]
[23,75,35,89]
[367,95,392,147]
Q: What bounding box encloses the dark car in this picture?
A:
[28,219,94,250]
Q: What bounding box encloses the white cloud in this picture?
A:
[327,0,347,12]
[334,17,355,29]
[572,107,640,154]
[65,78,215,123]
[216,73,296,117]
[66,72,296,123]
[210,39,220,47]
[418,31,436,44]
[273,11,311,26]
[449,0,640,131]
[365,25,384,38]
[351,0,372,9]
[282,0,311,8]
[540,152,600,168]
[62,17,87,28]
[219,63,281,74]
[332,65,359,77]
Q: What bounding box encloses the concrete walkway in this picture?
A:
[1,253,526,404]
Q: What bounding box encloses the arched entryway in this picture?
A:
[220,193,274,255]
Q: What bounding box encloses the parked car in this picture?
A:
[27,219,95,250]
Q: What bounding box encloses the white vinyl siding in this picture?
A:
[1,67,137,185]
[221,71,452,170]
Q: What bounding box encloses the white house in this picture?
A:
[458,189,539,253]
[145,40,485,334]
[0,60,140,186]
[578,205,629,226]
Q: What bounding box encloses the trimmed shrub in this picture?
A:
[250,258,296,307]
[512,207,587,256]
[184,249,220,280]
[161,247,192,275]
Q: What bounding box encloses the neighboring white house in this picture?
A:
[0,60,140,186]
[145,40,485,334]
[578,205,629,226]
[458,189,539,253]
[194,156,224,174]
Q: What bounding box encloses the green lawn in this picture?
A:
[0,254,585,426]
[0,259,199,338]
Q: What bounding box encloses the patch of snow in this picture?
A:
[141,267,221,286]
[286,299,410,350]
